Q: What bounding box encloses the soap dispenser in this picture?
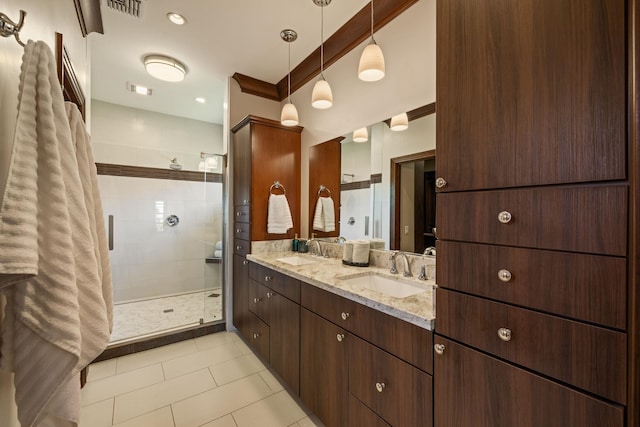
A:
[292,233,299,252]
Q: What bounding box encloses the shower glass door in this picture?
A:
[202,154,224,324]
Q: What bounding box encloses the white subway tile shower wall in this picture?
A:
[99,175,223,303]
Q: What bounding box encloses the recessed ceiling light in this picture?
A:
[195,97,206,103]
[127,82,152,96]
[144,55,187,82]
[167,12,186,25]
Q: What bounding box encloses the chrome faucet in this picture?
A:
[390,251,412,277]
[334,236,346,244]
[309,238,323,257]
[423,246,436,257]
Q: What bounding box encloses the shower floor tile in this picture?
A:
[111,290,223,343]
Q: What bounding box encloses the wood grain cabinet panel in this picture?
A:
[436,241,627,329]
[436,184,627,256]
[436,0,626,192]
[249,262,300,303]
[348,395,390,427]
[247,312,269,362]
[300,283,432,373]
[348,336,433,427]
[232,254,251,341]
[233,205,250,224]
[436,289,627,404]
[233,222,250,241]
[300,309,348,427]
[233,238,250,257]
[433,336,624,427]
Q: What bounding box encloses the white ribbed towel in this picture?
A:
[312,196,335,232]
[267,194,293,234]
[0,41,111,427]
[352,240,371,264]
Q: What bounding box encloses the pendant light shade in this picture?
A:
[358,42,385,82]
[359,0,385,82]
[390,113,409,131]
[353,127,369,143]
[312,79,333,109]
[280,29,299,126]
[281,103,299,127]
[312,0,333,109]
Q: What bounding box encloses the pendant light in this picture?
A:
[390,112,409,131]
[311,0,333,109]
[358,0,385,82]
[281,29,299,126]
[353,127,368,142]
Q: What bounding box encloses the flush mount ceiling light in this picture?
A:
[144,55,187,82]
[390,112,409,131]
[358,0,385,82]
[353,127,368,142]
[195,97,206,103]
[311,0,333,109]
[166,12,186,25]
[280,29,299,126]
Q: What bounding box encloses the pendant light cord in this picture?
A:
[320,5,324,78]
[288,41,292,102]
[370,0,376,43]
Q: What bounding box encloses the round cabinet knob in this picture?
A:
[498,269,512,282]
[375,382,386,393]
[498,211,512,224]
[336,333,345,342]
[236,228,242,233]
[243,199,249,204]
[243,260,249,265]
[498,327,512,342]
[253,297,261,304]
[264,276,271,282]
[236,212,242,217]
[236,245,242,251]
[266,292,274,298]
[435,177,447,188]
[253,333,260,339]
[341,312,350,320]
[434,343,446,355]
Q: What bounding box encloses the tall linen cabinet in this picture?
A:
[230,115,302,345]
[434,0,640,426]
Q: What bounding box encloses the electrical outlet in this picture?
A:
[404,225,409,234]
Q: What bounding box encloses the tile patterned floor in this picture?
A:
[81,331,324,427]
[111,290,223,343]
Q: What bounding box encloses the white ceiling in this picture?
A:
[90,0,370,125]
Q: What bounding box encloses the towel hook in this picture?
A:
[0,10,26,47]
[317,185,331,197]
[269,180,286,195]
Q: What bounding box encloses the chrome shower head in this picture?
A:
[169,157,183,170]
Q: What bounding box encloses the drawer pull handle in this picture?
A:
[498,328,512,342]
[498,211,512,224]
[434,344,445,355]
[498,269,512,282]
[266,292,274,298]
[435,177,447,188]
[264,275,271,282]
[336,333,345,342]
[253,298,261,304]
[243,260,248,265]
[341,312,350,320]
[375,382,386,393]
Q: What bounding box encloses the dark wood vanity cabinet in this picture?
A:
[435,0,632,425]
[300,283,433,427]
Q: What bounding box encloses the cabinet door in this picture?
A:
[348,395,390,427]
[433,336,624,427]
[300,309,348,427]
[436,0,626,191]
[232,254,251,341]
[233,124,251,206]
[268,291,300,395]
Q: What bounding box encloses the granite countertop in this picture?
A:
[247,251,436,330]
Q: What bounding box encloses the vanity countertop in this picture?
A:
[247,251,436,330]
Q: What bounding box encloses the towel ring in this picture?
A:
[270,181,286,195]
[317,185,331,197]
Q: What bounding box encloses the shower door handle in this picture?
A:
[108,215,114,250]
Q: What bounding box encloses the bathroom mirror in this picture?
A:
[332,108,436,254]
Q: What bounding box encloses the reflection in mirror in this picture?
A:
[339,133,373,241]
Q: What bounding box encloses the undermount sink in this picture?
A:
[339,272,427,298]
[276,256,322,266]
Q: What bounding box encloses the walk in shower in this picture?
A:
[98,153,225,343]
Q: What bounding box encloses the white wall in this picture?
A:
[92,100,224,169]
[0,1,90,424]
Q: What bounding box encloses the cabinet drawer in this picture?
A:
[348,395,390,427]
[234,204,250,223]
[436,184,627,256]
[249,262,300,303]
[233,222,250,240]
[436,289,627,404]
[301,283,432,374]
[234,238,250,256]
[434,336,624,427]
[247,312,269,362]
[248,280,269,323]
[349,336,433,427]
[437,241,627,329]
